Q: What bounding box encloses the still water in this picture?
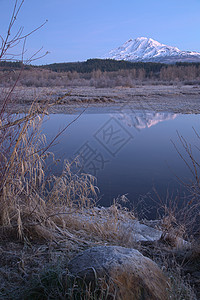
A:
[42,109,200,218]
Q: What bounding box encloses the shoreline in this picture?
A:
[1,84,200,114]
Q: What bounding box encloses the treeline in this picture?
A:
[1,59,200,87]
[1,58,200,74]
[40,59,166,74]
[0,61,31,71]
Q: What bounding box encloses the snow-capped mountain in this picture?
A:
[103,37,200,63]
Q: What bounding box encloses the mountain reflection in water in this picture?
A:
[116,111,177,130]
[42,110,199,218]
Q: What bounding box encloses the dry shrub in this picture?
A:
[0,103,98,241]
[169,130,200,238]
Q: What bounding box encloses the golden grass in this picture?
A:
[0,96,99,242]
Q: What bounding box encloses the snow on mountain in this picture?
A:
[103,37,200,63]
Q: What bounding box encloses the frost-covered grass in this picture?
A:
[2,85,200,115]
[0,236,198,299]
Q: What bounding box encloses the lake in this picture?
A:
[42,108,200,219]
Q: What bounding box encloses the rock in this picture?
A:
[68,246,169,300]
[68,207,189,249]
[131,220,162,242]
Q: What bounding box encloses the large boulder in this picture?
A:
[68,246,169,300]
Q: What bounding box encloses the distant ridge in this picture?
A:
[103,37,200,63]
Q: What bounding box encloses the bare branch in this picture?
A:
[40,107,88,156]
[0,1,47,63]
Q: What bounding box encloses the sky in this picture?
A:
[1,0,200,64]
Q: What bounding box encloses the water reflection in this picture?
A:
[116,111,177,130]
[42,110,200,218]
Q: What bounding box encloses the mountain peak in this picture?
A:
[103,37,200,63]
[135,37,150,42]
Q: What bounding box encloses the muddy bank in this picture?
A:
[1,85,200,114]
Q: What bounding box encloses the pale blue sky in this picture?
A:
[1,0,200,64]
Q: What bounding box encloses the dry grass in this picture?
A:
[0,102,137,244]
[0,94,99,242]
